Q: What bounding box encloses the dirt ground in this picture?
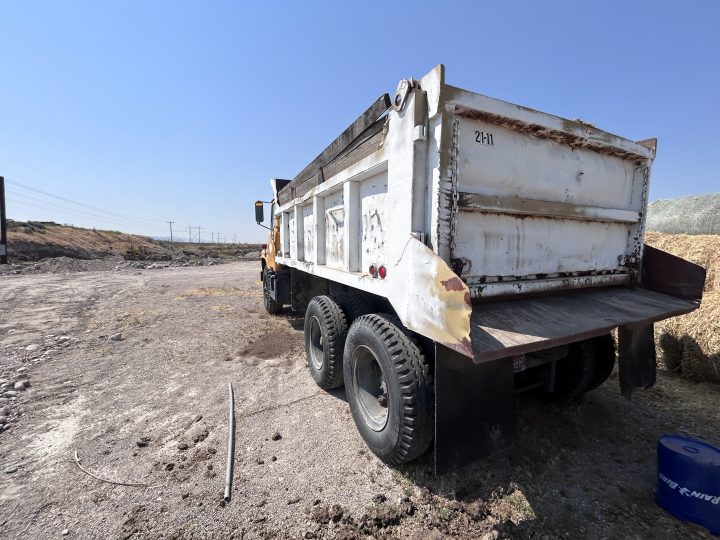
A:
[1,262,719,539]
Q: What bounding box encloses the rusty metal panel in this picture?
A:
[468,273,629,299]
[642,244,706,301]
[455,212,630,277]
[454,115,640,209]
[469,287,698,363]
[458,193,640,224]
[448,110,648,292]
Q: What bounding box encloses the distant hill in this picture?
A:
[5,220,260,262]
[646,193,720,235]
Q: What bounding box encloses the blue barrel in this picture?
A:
[657,435,720,534]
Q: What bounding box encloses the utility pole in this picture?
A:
[211,232,215,243]
[233,234,237,244]
[166,221,175,242]
[187,225,193,243]
[0,176,7,264]
[196,226,203,243]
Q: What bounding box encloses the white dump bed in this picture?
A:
[270,65,676,358]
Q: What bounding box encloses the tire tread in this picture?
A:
[305,296,348,389]
[346,313,433,465]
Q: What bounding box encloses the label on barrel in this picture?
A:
[659,472,720,504]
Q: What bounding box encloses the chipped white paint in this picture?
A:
[270,65,656,356]
[324,190,345,269]
[359,171,388,271]
[302,204,314,263]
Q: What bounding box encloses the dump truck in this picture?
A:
[254,65,705,473]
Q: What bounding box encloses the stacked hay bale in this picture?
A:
[646,194,720,235]
[645,231,720,382]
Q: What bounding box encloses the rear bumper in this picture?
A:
[469,286,699,363]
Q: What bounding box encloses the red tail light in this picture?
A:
[378,265,387,279]
[369,264,377,277]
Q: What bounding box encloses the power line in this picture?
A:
[0,153,161,228]
[6,178,161,229]
[5,188,164,230]
[6,193,167,233]
[6,190,166,232]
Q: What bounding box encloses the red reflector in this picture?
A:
[378,265,387,279]
[369,264,377,277]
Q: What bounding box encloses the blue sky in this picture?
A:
[1,1,718,242]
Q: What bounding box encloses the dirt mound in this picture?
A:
[0,256,122,275]
[6,220,164,261]
[646,232,720,382]
[2,220,262,270]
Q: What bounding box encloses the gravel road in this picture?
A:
[0,261,718,539]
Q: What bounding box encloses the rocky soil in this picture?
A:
[0,254,258,276]
[1,262,719,539]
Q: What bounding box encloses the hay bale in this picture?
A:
[646,193,720,235]
[646,232,720,382]
[657,332,682,372]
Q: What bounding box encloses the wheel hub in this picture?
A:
[353,345,389,431]
[308,316,324,370]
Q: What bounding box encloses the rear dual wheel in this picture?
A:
[343,314,434,465]
[304,296,348,389]
[302,292,374,389]
[303,296,434,465]
[543,334,616,400]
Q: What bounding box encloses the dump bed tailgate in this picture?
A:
[444,86,656,299]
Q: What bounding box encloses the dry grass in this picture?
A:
[175,287,261,299]
[8,220,154,254]
[646,231,720,382]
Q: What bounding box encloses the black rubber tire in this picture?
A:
[544,335,616,400]
[586,334,616,391]
[343,314,433,465]
[548,340,597,400]
[304,296,348,389]
[337,293,374,323]
[263,269,282,315]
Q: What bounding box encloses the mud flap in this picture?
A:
[434,343,515,474]
[617,322,656,398]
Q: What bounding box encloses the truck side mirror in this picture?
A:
[255,201,264,224]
